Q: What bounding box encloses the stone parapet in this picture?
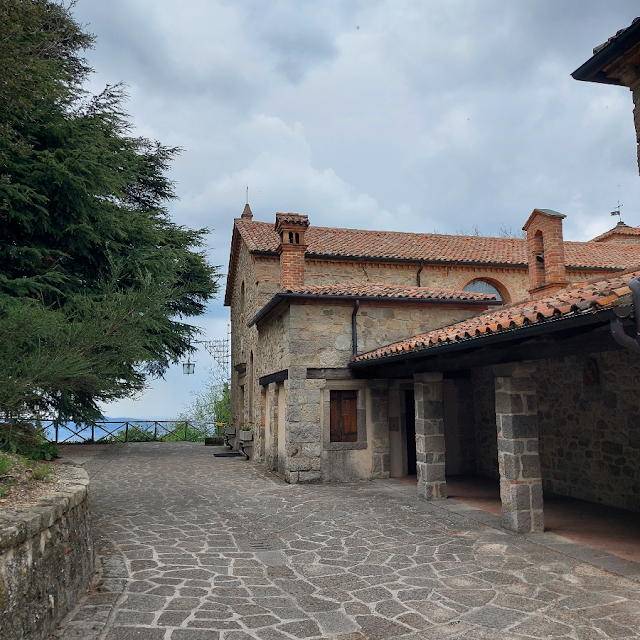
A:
[493,362,544,533]
[0,465,94,639]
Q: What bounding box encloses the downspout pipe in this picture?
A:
[352,299,360,360]
[417,261,424,287]
[610,275,640,354]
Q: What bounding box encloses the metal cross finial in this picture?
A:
[610,201,623,223]
[246,184,249,205]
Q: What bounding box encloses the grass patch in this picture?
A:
[31,463,54,482]
[0,453,14,476]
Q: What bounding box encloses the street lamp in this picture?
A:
[182,357,196,375]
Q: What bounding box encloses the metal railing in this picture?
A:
[39,420,231,444]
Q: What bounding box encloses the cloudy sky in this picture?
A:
[72,0,640,419]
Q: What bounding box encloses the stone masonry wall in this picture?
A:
[0,466,93,640]
[230,244,258,430]
[536,350,640,511]
[305,260,528,304]
[472,366,500,479]
[286,301,485,369]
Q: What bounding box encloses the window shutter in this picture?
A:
[341,390,358,442]
[330,391,341,442]
[330,390,358,443]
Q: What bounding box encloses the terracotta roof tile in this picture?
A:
[282,283,498,301]
[235,219,640,270]
[354,270,640,363]
[591,222,640,242]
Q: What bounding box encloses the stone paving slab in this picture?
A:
[53,443,640,639]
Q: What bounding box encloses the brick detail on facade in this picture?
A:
[414,372,446,500]
[275,213,309,290]
[494,362,544,533]
[279,244,307,289]
[523,209,568,300]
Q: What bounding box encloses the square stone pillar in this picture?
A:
[493,363,544,533]
[284,366,322,484]
[369,380,390,479]
[414,372,446,500]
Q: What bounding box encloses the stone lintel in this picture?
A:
[413,372,443,383]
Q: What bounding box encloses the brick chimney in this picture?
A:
[522,209,568,300]
[275,213,309,290]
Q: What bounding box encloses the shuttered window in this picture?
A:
[330,390,358,442]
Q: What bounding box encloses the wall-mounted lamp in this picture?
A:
[536,254,544,263]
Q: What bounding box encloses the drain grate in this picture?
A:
[213,452,244,457]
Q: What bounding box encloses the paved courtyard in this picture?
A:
[55,443,640,639]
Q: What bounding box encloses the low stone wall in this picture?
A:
[0,465,93,640]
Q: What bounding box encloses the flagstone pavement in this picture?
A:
[53,443,640,640]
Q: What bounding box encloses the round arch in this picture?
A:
[462,278,509,305]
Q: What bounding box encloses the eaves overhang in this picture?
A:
[248,249,526,269]
[246,292,502,328]
[349,308,615,370]
[571,18,640,85]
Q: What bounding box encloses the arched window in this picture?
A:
[463,280,504,304]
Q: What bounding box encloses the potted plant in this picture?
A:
[239,425,253,443]
[224,425,236,437]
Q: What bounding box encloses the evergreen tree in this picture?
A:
[0,1,220,428]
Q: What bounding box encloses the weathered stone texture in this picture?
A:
[414,373,446,500]
[494,362,544,533]
[536,350,640,511]
[472,367,499,479]
[369,380,390,479]
[0,466,93,640]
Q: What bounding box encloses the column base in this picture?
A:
[417,480,447,500]
[501,508,544,533]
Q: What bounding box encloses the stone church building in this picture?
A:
[224,18,640,533]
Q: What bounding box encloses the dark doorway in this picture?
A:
[405,390,416,476]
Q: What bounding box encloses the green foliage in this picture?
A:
[0,1,221,439]
[241,425,252,431]
[0,421,58,460]
[179,371,231,426]
[31,462,53,481]
[0,452,14,476]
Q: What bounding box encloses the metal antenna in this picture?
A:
[610,201,623,223]
[193,328,231,381]
[246,184,249,205]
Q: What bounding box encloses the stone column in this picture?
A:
[493,362,544,533]
[414,372,446,500]
[369,380,390,479]
[265,382,278,472]
[284,365,322,484]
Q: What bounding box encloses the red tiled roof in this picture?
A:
[282,283,498,301]
[235,219,640,270]
[593,17,640,54]
[591,222,640,242]
[354,270,639,363]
